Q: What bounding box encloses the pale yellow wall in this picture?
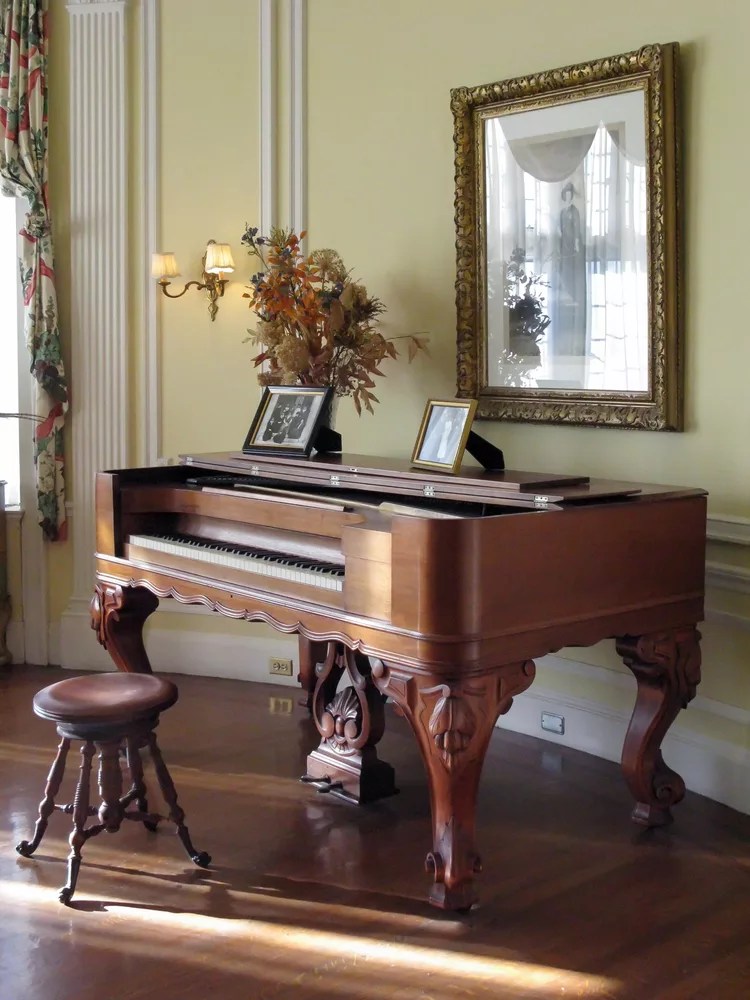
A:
[306,0,750,721]
[26,1,750,750]
[305,0,750,517]
[158,0,263,459]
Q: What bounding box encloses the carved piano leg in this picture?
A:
[616,626,702,827]
[297,635,329,711]
[303,644,397,804]
[90,583,159,674]
[372,658,536,911]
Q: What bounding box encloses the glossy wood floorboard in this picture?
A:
[1,664,750,1000]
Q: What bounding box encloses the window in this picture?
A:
[0,195,21,506]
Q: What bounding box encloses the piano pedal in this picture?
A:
[300,774,342,793]
[300,773,355,800]
[316,781,344,796]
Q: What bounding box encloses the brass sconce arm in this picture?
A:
[152,240,234,322]
[157,279,205,299]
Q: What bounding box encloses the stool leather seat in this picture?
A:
[33,672,178,725]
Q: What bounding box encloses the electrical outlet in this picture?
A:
[269,656,293,677]
[541,711,565,735]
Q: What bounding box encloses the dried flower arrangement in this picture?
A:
[242,226,428,414]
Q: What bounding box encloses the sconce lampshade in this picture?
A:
[151,252,180,280]
[204,242,235,275]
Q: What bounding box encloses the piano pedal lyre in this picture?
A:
[302,644,399,805]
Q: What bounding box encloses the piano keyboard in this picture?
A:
[128,533,345,592]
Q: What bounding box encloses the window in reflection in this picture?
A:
[484,90,649,393]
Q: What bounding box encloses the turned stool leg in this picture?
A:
[16,735,71,858]
[60,742,97,904]
[96,739,125,833]
[124,737,158,832]
[147,732,211,867]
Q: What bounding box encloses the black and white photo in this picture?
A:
[242,386,332,457]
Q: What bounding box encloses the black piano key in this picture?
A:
[150,532,344,576]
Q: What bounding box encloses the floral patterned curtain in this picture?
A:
[0,0,67,540]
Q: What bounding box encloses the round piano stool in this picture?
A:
[15,672,211,905]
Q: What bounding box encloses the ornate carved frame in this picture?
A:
[453,43,682,430]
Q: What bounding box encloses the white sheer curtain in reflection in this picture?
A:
[583,126,648,390]
[484,115,648,391]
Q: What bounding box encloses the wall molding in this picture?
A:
[707,514,750,547]
[61,0,130,668]
[706,561,750,596]
[259,0,277,234]
[140,0,160,465]
[289,0,307,241]
[501,653,750,816]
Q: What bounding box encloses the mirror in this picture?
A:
[453,44,682,429]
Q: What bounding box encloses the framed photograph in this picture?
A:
[411,399,478,474]
[242,385,333,457]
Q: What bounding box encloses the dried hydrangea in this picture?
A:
[242,224,428,414]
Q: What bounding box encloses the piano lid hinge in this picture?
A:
[423,485,436,497]
[330,475,341,486]
[250,465,260,476]
[534,495,550,509]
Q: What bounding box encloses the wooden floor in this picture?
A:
[1,664,750,999]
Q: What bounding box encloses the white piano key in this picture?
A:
[129,534,343,592]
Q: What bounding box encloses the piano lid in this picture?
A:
[180,451,645,507]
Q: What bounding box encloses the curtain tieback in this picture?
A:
[23,206,50,238]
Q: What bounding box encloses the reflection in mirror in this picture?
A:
[454,44,682,429]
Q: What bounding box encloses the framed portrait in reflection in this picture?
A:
[411,399,477,474]
[242,385,332,457]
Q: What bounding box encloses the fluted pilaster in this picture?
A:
[61,0,129,667]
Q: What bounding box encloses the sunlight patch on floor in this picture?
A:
[0,879,620,998]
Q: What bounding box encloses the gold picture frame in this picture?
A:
[411,399,478,474]
[453,43,682,430]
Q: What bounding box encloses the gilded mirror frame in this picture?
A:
[453,44,682,430]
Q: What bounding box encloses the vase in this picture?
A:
[314,393,342,454]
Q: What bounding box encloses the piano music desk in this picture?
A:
[91,452,706,912]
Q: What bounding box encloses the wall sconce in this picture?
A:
[151,240,235,321]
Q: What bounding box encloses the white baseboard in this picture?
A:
[4,620,24,664]
[501,654,750,816]
[52,608,750,816]
[56,601,299,687]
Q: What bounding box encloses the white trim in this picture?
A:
[55,606,299,686]
[498,664,750,816]
[707,514,750,547]
[259,0,277,234]
[5,619,24,665]
[140,0,160,465]
[61,0,130,667]
[14,199,48,665]
[289,0,307,244]
[705,560,750,595]
[705,607,750,632]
